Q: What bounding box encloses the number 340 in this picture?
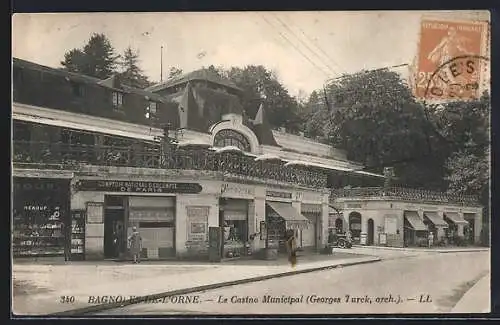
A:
[60,295,75,303]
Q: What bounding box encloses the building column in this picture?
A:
[253,196,266,252]
[320,202,329,248]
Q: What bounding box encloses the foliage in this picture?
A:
[118,47,151,88]
[225,65,301,132]
[167,67,183,80]
[305,69,450,189]
[439,93,490,230]
[61,33,120,79]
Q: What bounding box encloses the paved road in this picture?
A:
[96,251,489,315]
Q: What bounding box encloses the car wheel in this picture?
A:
[339,240,346,249]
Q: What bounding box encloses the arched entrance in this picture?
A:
[335,218,343,233]
[348,212,362,243]
[367,218,374,245]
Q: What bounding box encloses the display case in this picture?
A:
[70,209,85,260]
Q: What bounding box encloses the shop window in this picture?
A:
[13,179,69,257]
[223,219,247,243]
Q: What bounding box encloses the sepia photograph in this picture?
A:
[11,10,491,316]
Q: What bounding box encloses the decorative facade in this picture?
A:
[11,58,483,261]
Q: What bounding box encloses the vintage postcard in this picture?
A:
[11,10,490,317]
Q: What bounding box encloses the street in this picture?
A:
[95,251,489,315]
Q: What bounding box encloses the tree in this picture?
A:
[308,69,450,189]
[118,47,151,88]
[225,65,301,132]
[60,49,88,75]
[440,93,490,243]
[167,67,183,80]
[61,33,120,79]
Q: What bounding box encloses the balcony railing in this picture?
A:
[13,141,328,188]
[331,187,479,206]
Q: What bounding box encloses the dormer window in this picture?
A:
[146,101,158,119]
[112,91,123,109]
[149,102,157,115]
[71,81,85,97]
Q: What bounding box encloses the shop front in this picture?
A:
[423,211,448,243]
[300,203,322,251]
[13,177,71,258]
[72,178,202,260]
[443,212,469,245]
[264,200,310,256]
[403,211,428,247]
[219,198,249,258]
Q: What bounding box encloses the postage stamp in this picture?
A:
[413,19,490,101]
[11,11,490,318]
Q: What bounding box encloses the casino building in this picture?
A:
[12,58,484,261]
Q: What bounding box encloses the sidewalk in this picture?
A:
[451,273,490,313]
[351,245,489,254]
[12,252,379,316]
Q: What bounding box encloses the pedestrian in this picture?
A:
[128,226,142,264]
[428,231,434,248]
[285,229,298,267]
[328,229,337,254]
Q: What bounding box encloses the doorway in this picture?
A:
[104,196,126,259]
[367,219,374,245]
[348,212,362,243]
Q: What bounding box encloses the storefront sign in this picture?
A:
[266,190,292,199]
[75,180,202,194]
[86,202,103,224]
[346,203,362,209]
[221,183,254,197]
[186,206,209,242]
[297,192,321,202]
[379,233,387,245]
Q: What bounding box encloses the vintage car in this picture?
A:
[332,233,353,249]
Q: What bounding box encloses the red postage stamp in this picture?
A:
[413,19,490,101]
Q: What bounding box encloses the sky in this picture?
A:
[12,10,489,97]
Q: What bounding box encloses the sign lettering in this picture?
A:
[76,180,202,194]
[266,190,292,199]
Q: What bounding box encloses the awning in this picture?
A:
[404,211,428,231]
[423,211,448,227]
[301,203,322,214]
[444,212,469,225]
[266,201,310,229]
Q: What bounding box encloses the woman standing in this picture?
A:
[128,226,142,264]
[286,230,298,267]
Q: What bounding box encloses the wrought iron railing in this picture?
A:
[13,141,328,188]
[331,187,479,206]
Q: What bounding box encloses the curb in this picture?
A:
[352,245,489,254]
[50,257,381,316]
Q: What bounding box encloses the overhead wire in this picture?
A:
[257,13,331,78]
[271,13,338,76]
